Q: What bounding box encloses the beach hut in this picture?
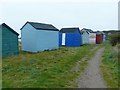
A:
[0,23,19,57]
[89,32,96,44]
[81,28,93,33]
[103,30,120,42]
[101,31,106,42]
[59,27,82,47]
[80,28,96,44]
[96,31,103,44]
[81,29,89,44]
[21,21,59,52]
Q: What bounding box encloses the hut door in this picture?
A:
[96,35,101,44]
[62,33,66,45]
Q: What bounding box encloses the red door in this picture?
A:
[96,34,101,44]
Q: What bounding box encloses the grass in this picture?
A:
[100,43,119,88]
[2,44,98,88]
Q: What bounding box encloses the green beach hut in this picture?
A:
[0,23,19,57]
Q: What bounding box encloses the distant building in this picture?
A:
[100,31,106,42]
[89,32,96,44]
[18,37,21,42]
[21,21,59,52]
[81,28,96,44]
[59,27,82,46]
[95,31,104,44]
[0,23,19,57]
[103,30,120,41]
[81,28,93,33]
[81,29,89,44]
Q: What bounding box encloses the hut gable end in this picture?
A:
[59,27,82,47]
[21,21,59,52]
[1,23,19,57]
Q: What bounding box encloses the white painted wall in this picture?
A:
[82,32,89,44]
[89,33,96,44]
[62,33,66,45]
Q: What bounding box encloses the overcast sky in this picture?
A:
[0,0,119,36]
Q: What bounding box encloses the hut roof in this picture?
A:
[81,28,93,33]
[21,21,59,31]
[1,23,19,36]
[60,28,80,33]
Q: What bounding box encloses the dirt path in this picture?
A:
[75,48,107,88]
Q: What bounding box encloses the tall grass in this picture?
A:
[101,43,119,88]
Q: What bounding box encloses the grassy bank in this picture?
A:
[101,43,119,88]
[2,45,98,88]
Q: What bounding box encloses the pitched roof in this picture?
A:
[81,28,93,33]
[21,21,59,31]
[1,23,19,36]
[81,30,89,34]
[59,27,80,33]
[94,31,104,34]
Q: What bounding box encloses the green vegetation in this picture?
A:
[2,45,98,88]
[101,43,119,88]
[108,33,120,46]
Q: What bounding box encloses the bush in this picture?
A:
[108,33,120,46]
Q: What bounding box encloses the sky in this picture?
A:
[0,0,119,37]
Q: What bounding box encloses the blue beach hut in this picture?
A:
[21,21,59,52]
[81,29,89,44]
[59,28,82,47]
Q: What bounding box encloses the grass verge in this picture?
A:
[2,44,98,88]
[100,43,119,88]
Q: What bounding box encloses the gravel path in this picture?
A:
[76,48,107,88]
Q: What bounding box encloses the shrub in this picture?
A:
[108,33,120,46]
